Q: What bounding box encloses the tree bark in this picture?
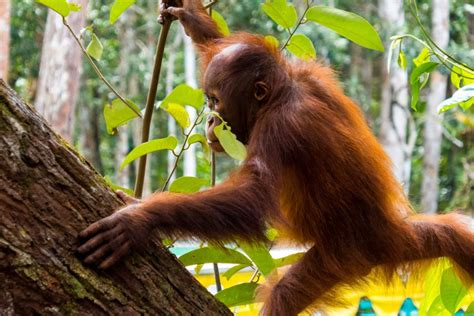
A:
[0,0,10,81]
[0,79,231,315]
[34,1,88,142]
[420,0,450,214]
[378,0,410,188]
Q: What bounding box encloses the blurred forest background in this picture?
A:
[0,0,473,215]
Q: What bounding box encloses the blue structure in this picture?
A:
[356,296,376,316]
[398,298,418,316]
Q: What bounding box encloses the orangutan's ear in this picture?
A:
[254,81,269,101]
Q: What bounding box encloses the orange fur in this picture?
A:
[80,2,474,314]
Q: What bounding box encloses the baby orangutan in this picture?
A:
[78,1,474,315]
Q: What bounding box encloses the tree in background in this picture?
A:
[0,0,10,80]
[35,0,88,141]
[421,0,450,214]
[378,0,411,190]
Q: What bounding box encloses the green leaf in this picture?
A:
[104,98,141,135]
[453,66,474,87]
[265,35,280,49]
[273,252,305,268]
[440,268,468,314]
[163,103,190,129]
[120,136,178,170]
[419,258,451,316]
[450,66,462,89]
[86,33,103,61]
[215,282,259,307]
[465,301,474,315]
[261,0,297,29]
[398,49,407,70]
[178,247,252,266]
[110,0,136,24]
[161,84,205,111]
[211,10,230,36]
[438,84,474,113]
[427,296,450,316]
[169,176,209,193]
[410,62,439,110]
[286,34,316,61]
[36,0,70,17]
[410,62,438,86]
[188,134,209,154]
[411,80,421,111]
[413,47,431,67]
[223,264,251,280]
[306,6,384,52]
[241,243,275,277]
[214,122,247,161]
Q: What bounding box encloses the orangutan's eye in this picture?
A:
[206,94,220,110]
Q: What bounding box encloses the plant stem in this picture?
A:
[161,107,206,192]
[210,151,223,292]
[134,19,172,198]
[281,2,311,51]
[62,18,142,117]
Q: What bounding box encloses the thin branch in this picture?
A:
[62,18,142,118]
[161,107,206,192]
[134,19,172,198]
[281,2,311,51]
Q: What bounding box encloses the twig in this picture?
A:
[281,1,311,51]
[161,107,206,191]
[62,18,142,117]
[134,19,172,198]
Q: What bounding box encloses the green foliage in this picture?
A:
[223,264,250,280]
[188,134,209,156]
[161,84,205,111]
[240,243,275,277]
[286,34,316,60]
[261,0,297,29]
[86,34,104,61]
[214,122,247,161]
[169,176,209,193]
[163,102,191,129]
[212,11,230,36]
[409,62,439,110]
[398,50,407,70]
[215,282,259,307]
[103,99,141,135]
[438,84,474,113]
[120,136,178,170]
[179,247,252,266]
[413,47,431,67]
[109,0,136,24]
[305,6,384,52]
[419,260,471,316]
[439,268,467,314]
[36,0,71,17]
[273,252,304,268]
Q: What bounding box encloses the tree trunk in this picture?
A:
[378,0,410,188]
[0,79,231,315]
[34,1,88,141]
[420,0,450,214]
[182,27,197,177]
[0,0,10,81]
